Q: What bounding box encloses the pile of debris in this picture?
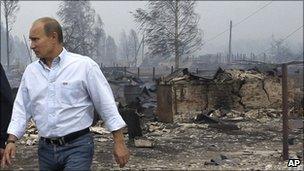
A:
[17,67,301,151]
[212,68,285,109]
[101,67,157,120]
[156,67,298,122]
[98,67,158,140]
[195,108,282,122]
[20,120,38,146]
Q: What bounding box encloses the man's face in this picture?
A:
[29,22,55,59]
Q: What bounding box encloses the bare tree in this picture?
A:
[118,30,130,65]
[1,0,19,70]
[93,14,106,65]
[105,35,117,66]
[133,0,203,69]
[57,0,101,58]
[269,35,293,63]
[128,29,139,66]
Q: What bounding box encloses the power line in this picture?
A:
[233,1,272,27]
[205,28,230,43]
[205,1,273,43]
[281,25,303,42]
[258,25,303,55]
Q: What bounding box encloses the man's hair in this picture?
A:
[34,17,63,43]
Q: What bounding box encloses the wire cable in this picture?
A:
[258,25,303,55]
[233,1,273,27]
[205,1,273,43]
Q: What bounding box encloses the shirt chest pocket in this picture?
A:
[59,81,86,105]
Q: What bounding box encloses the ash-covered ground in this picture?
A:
[6,116,303,170]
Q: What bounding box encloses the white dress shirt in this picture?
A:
[7,48,126,138]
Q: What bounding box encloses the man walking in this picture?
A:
[1,17,129,170]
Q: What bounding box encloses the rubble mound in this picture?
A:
[157,68,298,122]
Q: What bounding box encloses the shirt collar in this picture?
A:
[38,48,68,70]
[58,47,68,61]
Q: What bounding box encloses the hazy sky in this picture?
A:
[4,1,303,54]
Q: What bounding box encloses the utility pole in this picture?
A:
[228,20,232,64]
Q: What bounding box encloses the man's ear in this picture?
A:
[51,32,59,43]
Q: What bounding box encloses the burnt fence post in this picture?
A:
[137,67,140,78]
[282,63,289,160]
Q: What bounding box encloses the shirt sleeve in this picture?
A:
[86,63,126,132]
[7,75,32,139]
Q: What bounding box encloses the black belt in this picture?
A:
[40,127,90,146]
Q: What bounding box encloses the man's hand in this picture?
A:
[112,129,130,168]
[1,142,16,168]
[1,134,17,168]
[113,141,130,168]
